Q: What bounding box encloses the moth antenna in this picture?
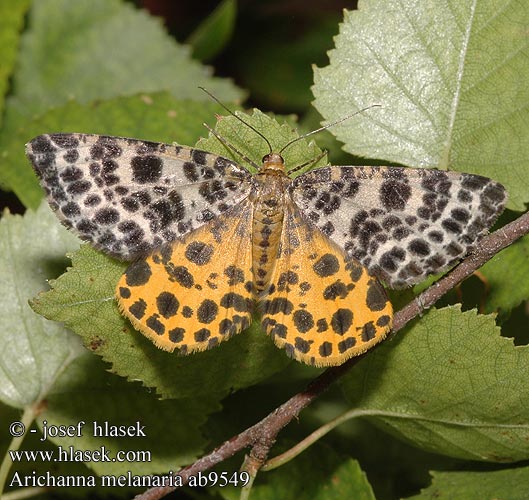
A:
[278,104,382,156]
[203,122,261,170]
[199,87,273,155]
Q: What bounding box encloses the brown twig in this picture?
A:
[134,210,529,500]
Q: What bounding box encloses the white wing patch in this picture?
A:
[291,166,507,287]
[27,134,252,260]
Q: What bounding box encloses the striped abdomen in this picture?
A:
[251,171,288,293]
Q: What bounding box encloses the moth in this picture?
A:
[26,124,506,366]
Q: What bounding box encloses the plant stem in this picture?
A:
[0,407,37,497]
[239,454,259,500]
[262,408,373,471]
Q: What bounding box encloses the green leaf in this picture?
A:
[313,0,529,210]
[220,446,375,500]
[341,306,529,462]
[481,233,529,314]
[0,0,31,123]
[39,354,219,476]
[408,466,529,500]
[14,0,240,112]
[187,0,237,62]
[196,108,327,175]
[0,203,82,408]
[0,0,243,194]
[2,93,228,209]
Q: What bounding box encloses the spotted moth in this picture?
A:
[26,130,507,366]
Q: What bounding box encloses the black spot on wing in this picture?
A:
[125,261,152,286]
[331,309,353,335]
[185,241,214,265]
[167,266,194,288]
[129,299,147,320]
[293,310,314,333]
[380,178,411,211]
[313,254,340,277]
[131,155,163,183]
[146,314,165,335]
[168,328,185,343]
[156,292,179,318]
[197,299,218,324]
